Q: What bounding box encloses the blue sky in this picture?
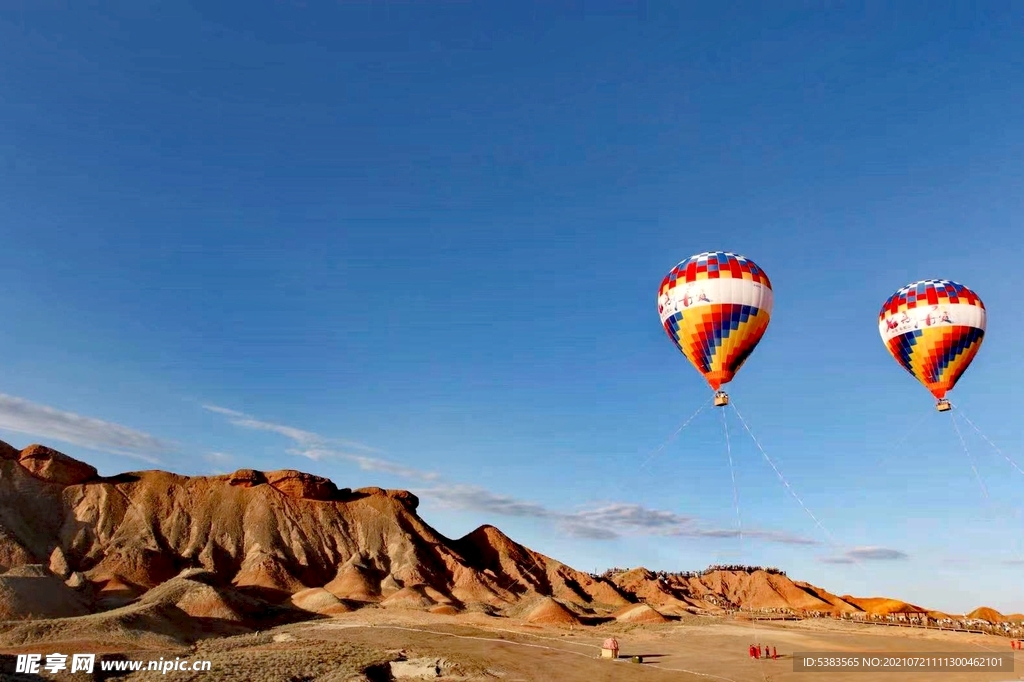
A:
[1,2,1022,615]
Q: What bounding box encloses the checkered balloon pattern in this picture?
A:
[657,252,774,390]
[878,279,986,400]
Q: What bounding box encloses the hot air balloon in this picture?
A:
[657,252,774,407]
[878,279,986,412]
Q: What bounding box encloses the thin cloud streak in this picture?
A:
[288,447,440,481]
[0,393,171,464]
[416,485,819,546]
[204,452,234,464]
[419,484,556,519]
[820,546,909,564]
[204,403,436,482]
[202,404,378,452]
[847,547,908,560]
[201,405,246,418]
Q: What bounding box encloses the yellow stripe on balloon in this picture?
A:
[667,306,771,390]
[895,326,985,400]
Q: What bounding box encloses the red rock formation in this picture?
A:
[228,469,266,488]
[18,444,97,485]
[0,441,19,461]
[0,439,623,615]
[265,469,338,500]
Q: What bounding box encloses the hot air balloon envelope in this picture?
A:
[658,252,773,391]
[878,279,986,403]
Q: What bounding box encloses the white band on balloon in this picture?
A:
[658,279,773,325]
[878,303,987,342]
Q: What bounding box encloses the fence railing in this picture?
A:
[737,613,1015,637]
[843,620,989,635]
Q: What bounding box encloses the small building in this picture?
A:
[601,638,620,659]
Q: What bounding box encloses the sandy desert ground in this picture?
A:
[2,609,1022,682]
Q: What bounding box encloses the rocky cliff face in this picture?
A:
[0,439,629,616]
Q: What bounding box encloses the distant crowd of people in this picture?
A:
[748,644,778,660]
[592,564,787,581]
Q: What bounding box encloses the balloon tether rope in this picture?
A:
[889,411,930,457]
[638,396,712,470]
[952,411,989,500]
[953,405,1024,478]
[730,400,844,552]
[721,407,769,680]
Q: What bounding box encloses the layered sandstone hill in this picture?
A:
[0,440,1004,628]
[0,440,630,619]
[603,566,864,616]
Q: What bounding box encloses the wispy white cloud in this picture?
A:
[821,546,909,564]
[685,527,820,545]
[204,452,234,465]
[560,521,620,540]
[0,393,171,464]
[848,547,909,560]
[416,485,819,546]
[204,403,441,482]
[571,503,687,531]
[288,447,440,481]
[202,404,377,452]
[419,484,557,519]
[201,405,246,418]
